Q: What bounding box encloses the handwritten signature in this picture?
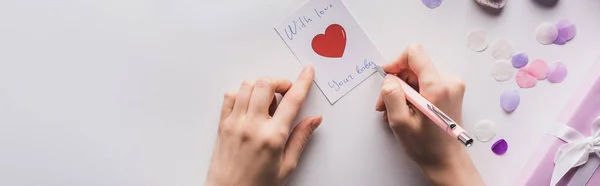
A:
[328,59,376,91]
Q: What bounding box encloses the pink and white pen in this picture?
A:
[375,66,474,147]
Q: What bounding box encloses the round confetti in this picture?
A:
[422,0,442,9]
[500,89,520,113]
[466,29,488,52]
[491,60,514,82]
[535,22,559,45]
[547,62,568,83]
[474,120,496,143]
[554,37,567,45]
[555,19,576,45]
[490,38,514,60]
[516,68,537,88]
[529,58,549,80]
[492,139,508,155]
[511,52,529,68]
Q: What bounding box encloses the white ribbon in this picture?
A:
[549,116,600,186]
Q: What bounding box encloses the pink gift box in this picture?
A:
[518,60,600,186]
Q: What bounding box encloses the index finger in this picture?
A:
[273,65,315,130]
[383,44,441,86]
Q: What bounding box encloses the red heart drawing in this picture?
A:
[311,24,346,58]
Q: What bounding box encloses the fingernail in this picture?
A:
[310,116,322,131]
[302,65,313,73]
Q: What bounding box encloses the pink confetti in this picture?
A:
[528,58,549,80]
[516,68,537,88]
[547,62,568,83]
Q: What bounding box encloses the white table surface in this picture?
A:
[1,0,600,185]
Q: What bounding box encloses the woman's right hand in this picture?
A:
[375,45,485,186]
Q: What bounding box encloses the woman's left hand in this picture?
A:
[206,66,322,186]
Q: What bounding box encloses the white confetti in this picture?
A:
[535,22,559,45]
[475,120,497,143]
[466,29,488,52]
[490,38,514,59]
[492,60,515,82]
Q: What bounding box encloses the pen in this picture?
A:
[375,66,474,147]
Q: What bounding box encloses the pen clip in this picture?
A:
[427,104,457,129]
[375,66,387,77]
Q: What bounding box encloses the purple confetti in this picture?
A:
[553,37,567,45]
[547,62,568,83]
[554,19,576,44]
[491,139,508,155]
[422,0,442,9]
[511,53,529,68]
[500,90,520,113]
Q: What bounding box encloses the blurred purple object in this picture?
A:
[500,90,520,113]
[554,19,576,44]
[422,0,442,9]
[511,53,529,68]
[492,139,508,155]
[553,37,567,45]
[547,62,568,83]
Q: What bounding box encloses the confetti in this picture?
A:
[535,22,558,45]
[474,120,497,142]
[553,37,567,45]
[492,139,508,155]
[554,19,576,45]
[490,38,515,60]
[466,29,488,52]
[516,68,537,88]
[547,62,567,83]
[500,89,520,113]
[422,0,442,9]
[528,58,549,80]
[511,52,529,68]
[491,60,514,82]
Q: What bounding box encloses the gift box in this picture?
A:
[518,60,600,186]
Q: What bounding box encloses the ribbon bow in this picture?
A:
[550,116,600,186]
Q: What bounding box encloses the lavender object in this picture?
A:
[547,62,568,83]
[422,0,442,9]
[554,19,576,44]
[554,37,567,45]
[500,89,520,113]
[511,52,529,68]
[522,60,600,185]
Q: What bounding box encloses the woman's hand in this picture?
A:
[206,66,321,186]
[375,45,485,186]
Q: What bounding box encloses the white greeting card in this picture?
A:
[274,0,385,104]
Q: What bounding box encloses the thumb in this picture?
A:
[381,75,411,128]
[279,116,322,179]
